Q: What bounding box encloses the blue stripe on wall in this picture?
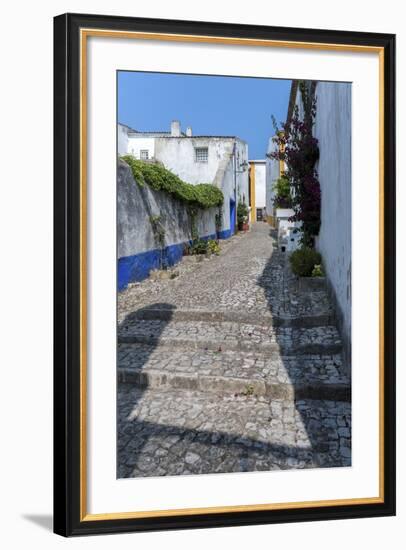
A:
[118,232,226,290]
[218,229,232,240]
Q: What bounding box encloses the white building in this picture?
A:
[248,160,266,222]
[118,120,249,238]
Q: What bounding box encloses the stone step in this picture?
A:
[118,344,350,401]
[118,385,351,478]
[125,306,334,328]
[118,319,343,355]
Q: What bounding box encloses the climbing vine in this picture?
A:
[270,81,321,245]
[149,214,166,269]
[149,215,166,248]
[122,156,224,209]
[189,207,199,242]
[215,208,223,238]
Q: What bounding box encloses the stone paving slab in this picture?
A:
[118,385,351,478]
[118,319,342,355]
[118,344,350,400]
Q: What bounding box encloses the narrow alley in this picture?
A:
[117,224,351,477]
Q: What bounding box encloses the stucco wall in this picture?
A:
[218,155,235,237]
[154,136,249,238]
[118,129,249,237]
[117,124,129,156]
[117,160,218,289]
[127,136,156,159]
[235,140,250,207]
[313,81,352,365]
[221,140,249,236]
[155,137,232,184]
[154,137,248,191]
[253,162,266,208]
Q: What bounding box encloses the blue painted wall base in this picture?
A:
[218,229,232,240]
[118,232,229,290]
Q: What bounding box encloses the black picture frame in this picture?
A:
[54,12,396,537]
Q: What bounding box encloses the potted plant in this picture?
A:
[237,202,249,231]
[289,247,326,290]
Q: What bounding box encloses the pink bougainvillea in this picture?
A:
[270,85,321,245]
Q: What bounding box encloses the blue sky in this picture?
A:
[118,72,291,159]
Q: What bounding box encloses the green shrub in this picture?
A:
[194,184,224,209]
[289,247,322,277]
[122,156,223,209]
[273,175,292,208]
[207,239,220,255]
[190,239,208,255]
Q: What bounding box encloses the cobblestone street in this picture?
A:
[117,223,351,478]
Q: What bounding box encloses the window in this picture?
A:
[195,147,208,163]
[140,150,149,160]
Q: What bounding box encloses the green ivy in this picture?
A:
[122,156,223,209]
[189,208,199,241]
[215,209,223,234]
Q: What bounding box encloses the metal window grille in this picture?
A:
[195,147,208,162]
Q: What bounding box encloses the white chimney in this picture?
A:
[171,120,181,137]
[186,126,192,137]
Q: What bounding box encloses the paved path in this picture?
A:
[117,223,351,478]
[118,224,333,322]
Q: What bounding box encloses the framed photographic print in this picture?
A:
[53,13,396,536]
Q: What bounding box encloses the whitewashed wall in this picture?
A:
[117,130,249,236]
[127,136,156,159]
[313,81,352,364]
[118,159,218,256]
[235,140,250,207]
[155,136,249,235]
[253,162,266,208]
[117,123,129,156]
[218,156,234,234]
[117,160,219,287]
[155,137,245,185]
